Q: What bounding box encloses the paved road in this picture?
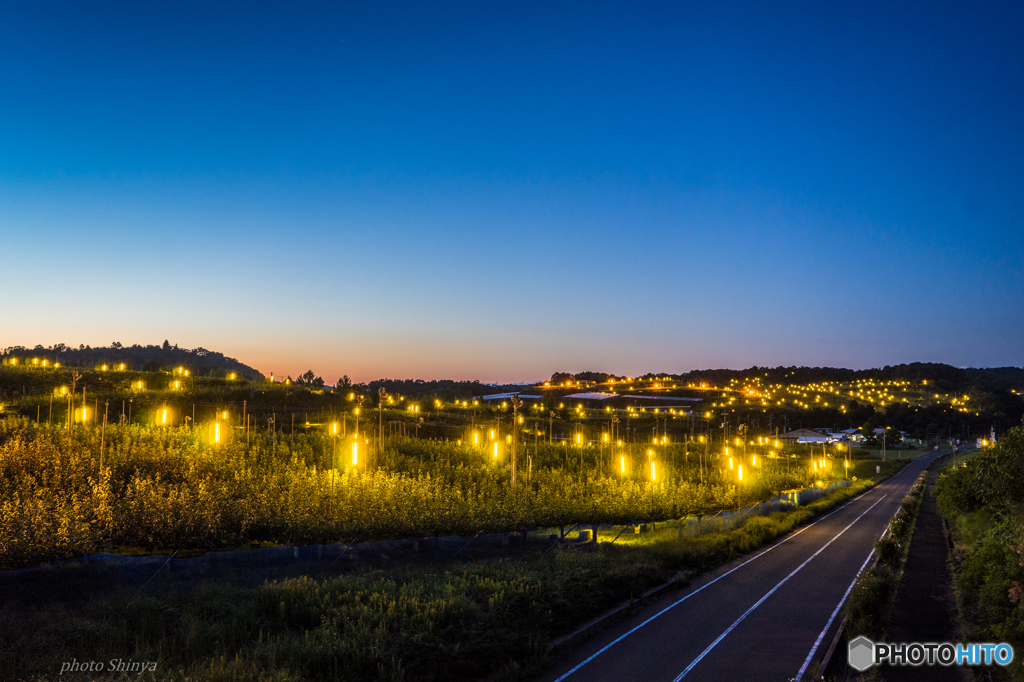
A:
[540,451,947,682]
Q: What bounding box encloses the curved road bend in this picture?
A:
[540,450,945,682]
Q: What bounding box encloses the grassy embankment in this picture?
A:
[0,457,903,682]
[935,426,1024,681]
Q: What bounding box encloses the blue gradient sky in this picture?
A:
[2,1,1022,382]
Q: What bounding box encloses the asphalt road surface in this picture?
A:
[540,450,947,682]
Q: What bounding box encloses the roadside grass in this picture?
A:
[935,448,982,473]
[852,447,924,461]
[0,468,897,682]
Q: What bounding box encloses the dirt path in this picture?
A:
[885,468,965,681]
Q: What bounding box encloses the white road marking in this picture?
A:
[794,549,875,680]
[551,487,878,682]
[672,494,889,681]
[793,462,931,679]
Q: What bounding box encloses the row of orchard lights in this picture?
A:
[3,357,60,368]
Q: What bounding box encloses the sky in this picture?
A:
[1,1,1022,383]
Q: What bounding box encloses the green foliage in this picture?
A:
[846,566,897,641]
[936,426,1024,680]
[937,426,1024,516]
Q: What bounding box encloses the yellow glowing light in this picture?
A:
[738,465,743,481]
[729,457,733,469]
[493,443,498,458]
[332,422,338,435]
[214,423,221,443]
[473,432,479,445]
[752,455,757,466]
[651,461,656,481]
[489,429,495,440]
[620,456,626,473]
[352,442,359,465]
[577,433,582,444]
[161,409,167,425]
[603,433,609,442]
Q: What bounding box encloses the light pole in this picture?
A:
[330,422,338,515]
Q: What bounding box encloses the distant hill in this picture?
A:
[628,363,1023,393]
[0,341,263,379]
[547,362,1024,394]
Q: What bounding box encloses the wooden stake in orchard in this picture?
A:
[511,394,522,489]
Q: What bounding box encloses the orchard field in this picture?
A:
[0,417,836,567]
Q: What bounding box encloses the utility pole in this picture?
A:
[378,387,386,457]
[100,401,108,472]
[511,394,521,489]
[69,371,80,431]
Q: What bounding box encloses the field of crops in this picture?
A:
[0,417,833,567]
